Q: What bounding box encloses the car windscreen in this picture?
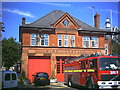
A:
[99,58,120,70]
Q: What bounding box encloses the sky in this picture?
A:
[2,2,119,42]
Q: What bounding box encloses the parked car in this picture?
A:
[32,72,50,86]
[1,70,18,89]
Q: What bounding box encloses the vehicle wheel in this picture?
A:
[68,78,72,87]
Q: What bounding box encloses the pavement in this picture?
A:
[18,82,78,90]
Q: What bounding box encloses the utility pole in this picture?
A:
[110,10,113,31]
[92,6,95,27]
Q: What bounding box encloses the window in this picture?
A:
[90,59,97,68]
[64,35,68,47]
[57,62,60,73]
[40,34,48,46]
[83,36,90,47]
[58,35,62,46]
[5,73,10,81]
[31,34,38,46]
[12,73,16,80]
[31,34,49,46]
[81,61,85,69]
[62,19,70,27]
[91,37,98,48]
[105,45,108,55]
[70,35,75,47]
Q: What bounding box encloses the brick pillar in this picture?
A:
[21,48,28,78]
[50,56,56,79]
[21,53,28,78]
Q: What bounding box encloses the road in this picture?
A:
[18,82,80,90]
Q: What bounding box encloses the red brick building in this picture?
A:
[19,10,111,82]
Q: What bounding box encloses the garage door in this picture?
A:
[28,56,51,82]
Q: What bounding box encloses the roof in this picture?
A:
[21,10,107,32]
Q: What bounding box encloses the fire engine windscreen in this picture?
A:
[100,58,120,70]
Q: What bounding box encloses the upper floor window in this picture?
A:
[70,35,75,47]
[91,37,98,48]
[83,36,90,48]
[64,35,68,47]
[58,35,62,46]
[31,34,48,46]
[31,34,38,46]
[40,34,48,46]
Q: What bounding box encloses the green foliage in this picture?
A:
[2,37,20,70]
[112,40,120,56]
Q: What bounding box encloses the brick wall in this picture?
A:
[22,31,30,46]
[21,29,109,49]
[49,34,57,46]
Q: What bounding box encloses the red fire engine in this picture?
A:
[64,55,120,89]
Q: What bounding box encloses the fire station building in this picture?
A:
[19,10,111,82]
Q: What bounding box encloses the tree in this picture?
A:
[112,40,120,56]
[2,37,20,70]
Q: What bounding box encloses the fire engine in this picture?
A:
[64,54,120,89]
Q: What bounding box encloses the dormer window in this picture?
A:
[62,19,70,27]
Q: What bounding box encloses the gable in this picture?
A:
[51,12,81,29]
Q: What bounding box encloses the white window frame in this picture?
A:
[40,34,49,46]
[58,35,62,47]
[105,45,108,55]
[31,34,39,46]
[91,37,98,48]
[83,36,90,48]
[70,35,75,47]
[64,35,68,47]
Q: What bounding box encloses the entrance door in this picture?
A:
[56,58,64,82]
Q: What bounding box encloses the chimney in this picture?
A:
[22,18,26,25]
[94,13,100,28]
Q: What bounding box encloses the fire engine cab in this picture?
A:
[64,54,120,89]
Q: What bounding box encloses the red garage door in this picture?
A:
[28,56,51,82]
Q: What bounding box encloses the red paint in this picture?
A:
[64,56,120,87]
[28,56,51,82]
[56,59,64,82]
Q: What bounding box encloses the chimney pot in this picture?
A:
[22,18,26,25]
[94,13,100,28]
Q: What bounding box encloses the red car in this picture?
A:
[32,72,50,86]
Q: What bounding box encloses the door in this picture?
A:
[56,58,64,82]
[11,73,18,88]
[4,73,11,88]
[28,56,51,82]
